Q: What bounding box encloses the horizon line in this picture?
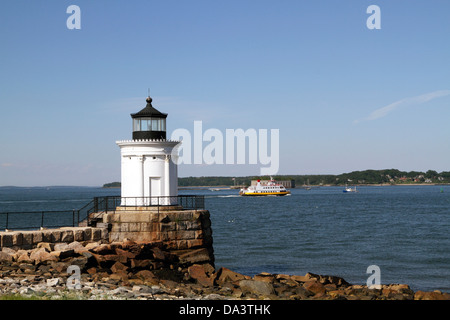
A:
[2,168,448,188]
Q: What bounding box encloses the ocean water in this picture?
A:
[0,185,449,292]
[0,187,120,229]
[197,185,450,292]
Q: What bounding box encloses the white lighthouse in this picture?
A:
[116,95,180,206]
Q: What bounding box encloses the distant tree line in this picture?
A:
[102,182,121,188]
[103,169,450,188]
[179,169,450,186]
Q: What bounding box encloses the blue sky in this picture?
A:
[1,0,449,186]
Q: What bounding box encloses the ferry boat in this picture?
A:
[239,177,291,196]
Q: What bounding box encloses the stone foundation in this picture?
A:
[0,208,215,267]
[103,208,214,266]
[0,227,108,250]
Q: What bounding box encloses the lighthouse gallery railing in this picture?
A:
[90,195,205,212]
[0,195,205,231]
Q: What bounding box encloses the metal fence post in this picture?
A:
[94,197,99,213]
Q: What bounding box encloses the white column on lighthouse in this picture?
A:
[137,156,144,206]
[164,155,171,204]
[172,155,179,197]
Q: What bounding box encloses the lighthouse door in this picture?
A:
[148,177,161,205]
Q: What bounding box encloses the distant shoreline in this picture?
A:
[97,183,450,189]
[176,183,450,189]
[1,183,448,189]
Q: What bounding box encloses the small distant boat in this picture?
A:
[239,177,291,196]
[209,187,229,191]
[343,184,357,193]
[303,179,311,190]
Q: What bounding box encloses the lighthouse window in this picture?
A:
[141,119,151,131]
[133,118,166,132]
[152,119,160,131]
[133,119,140,131]
[160,119,166,131]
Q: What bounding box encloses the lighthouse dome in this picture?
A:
[131,96,167,140]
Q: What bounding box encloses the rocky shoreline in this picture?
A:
[1,239,449,301]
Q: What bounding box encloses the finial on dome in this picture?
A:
[146,88,152,103]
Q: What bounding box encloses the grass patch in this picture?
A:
[0,294,44,300]
[0,291,86,300]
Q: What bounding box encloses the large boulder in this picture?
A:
[253,272,275,283]
[303,280,326,296]
[215,267,248,285]
[178,248,212,265]
[50,249,76,260]
[130,259,153,269]
[67,241,86,253]
[90,243,115,255]
[414,290,450,300]
[70,256,89,271]
[30,248,58,264]
[239,280,275,297]
[188,264,215,287]
[36,242,55,252]
[0,251,13,263]
[110,261,129,274]
[16,250,33,263]
[115,247,137,260]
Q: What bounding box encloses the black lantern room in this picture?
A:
[131,96,167,140]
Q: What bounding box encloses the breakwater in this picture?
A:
[0,239,448,300]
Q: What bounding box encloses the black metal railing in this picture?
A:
[0,195,205,231]
[115,195,204,210]
[0,210,80,231]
